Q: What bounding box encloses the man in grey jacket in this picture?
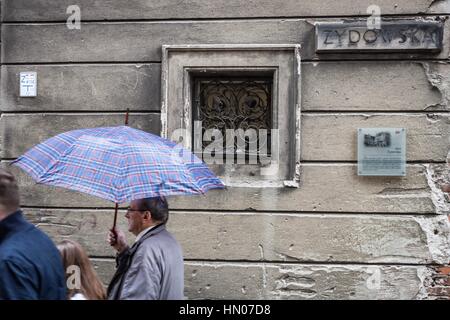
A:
[107,196,184,300]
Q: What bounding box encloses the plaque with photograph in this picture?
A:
[357,128,406,176]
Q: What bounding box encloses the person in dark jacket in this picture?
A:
[0,169,66,300]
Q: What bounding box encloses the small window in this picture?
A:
[192,75,272,164]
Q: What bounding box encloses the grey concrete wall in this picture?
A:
[1,0,449,299]
[3,20,450,62]
[3,0,449,21]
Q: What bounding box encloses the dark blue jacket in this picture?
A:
[0,210,66,300]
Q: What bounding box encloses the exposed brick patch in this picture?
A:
[427,265,450,300]
[427,155,450,299]
[442,184,450,194]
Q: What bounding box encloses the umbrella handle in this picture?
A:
[113,202,118,229]
[110,203,119,246]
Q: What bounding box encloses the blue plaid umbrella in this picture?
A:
[12,126,224,227]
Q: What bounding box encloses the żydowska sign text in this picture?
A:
[316,20,443,53]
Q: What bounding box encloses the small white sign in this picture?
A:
[20,71,37,97]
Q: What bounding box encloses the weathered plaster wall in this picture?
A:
[0,0,449,299]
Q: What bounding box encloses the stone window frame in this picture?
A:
[161,44,301,188]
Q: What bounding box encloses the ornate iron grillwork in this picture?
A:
[193,76,272,162]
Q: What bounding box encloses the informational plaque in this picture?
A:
[357,128,406,176]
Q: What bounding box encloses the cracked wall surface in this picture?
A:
[422,62,450,110]
[429,0,450,14]
[1,0,450,299]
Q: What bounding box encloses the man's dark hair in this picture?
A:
[0,169,20,213]
[139,196,169,224]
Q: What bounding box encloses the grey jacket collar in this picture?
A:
[129,223,165,252]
